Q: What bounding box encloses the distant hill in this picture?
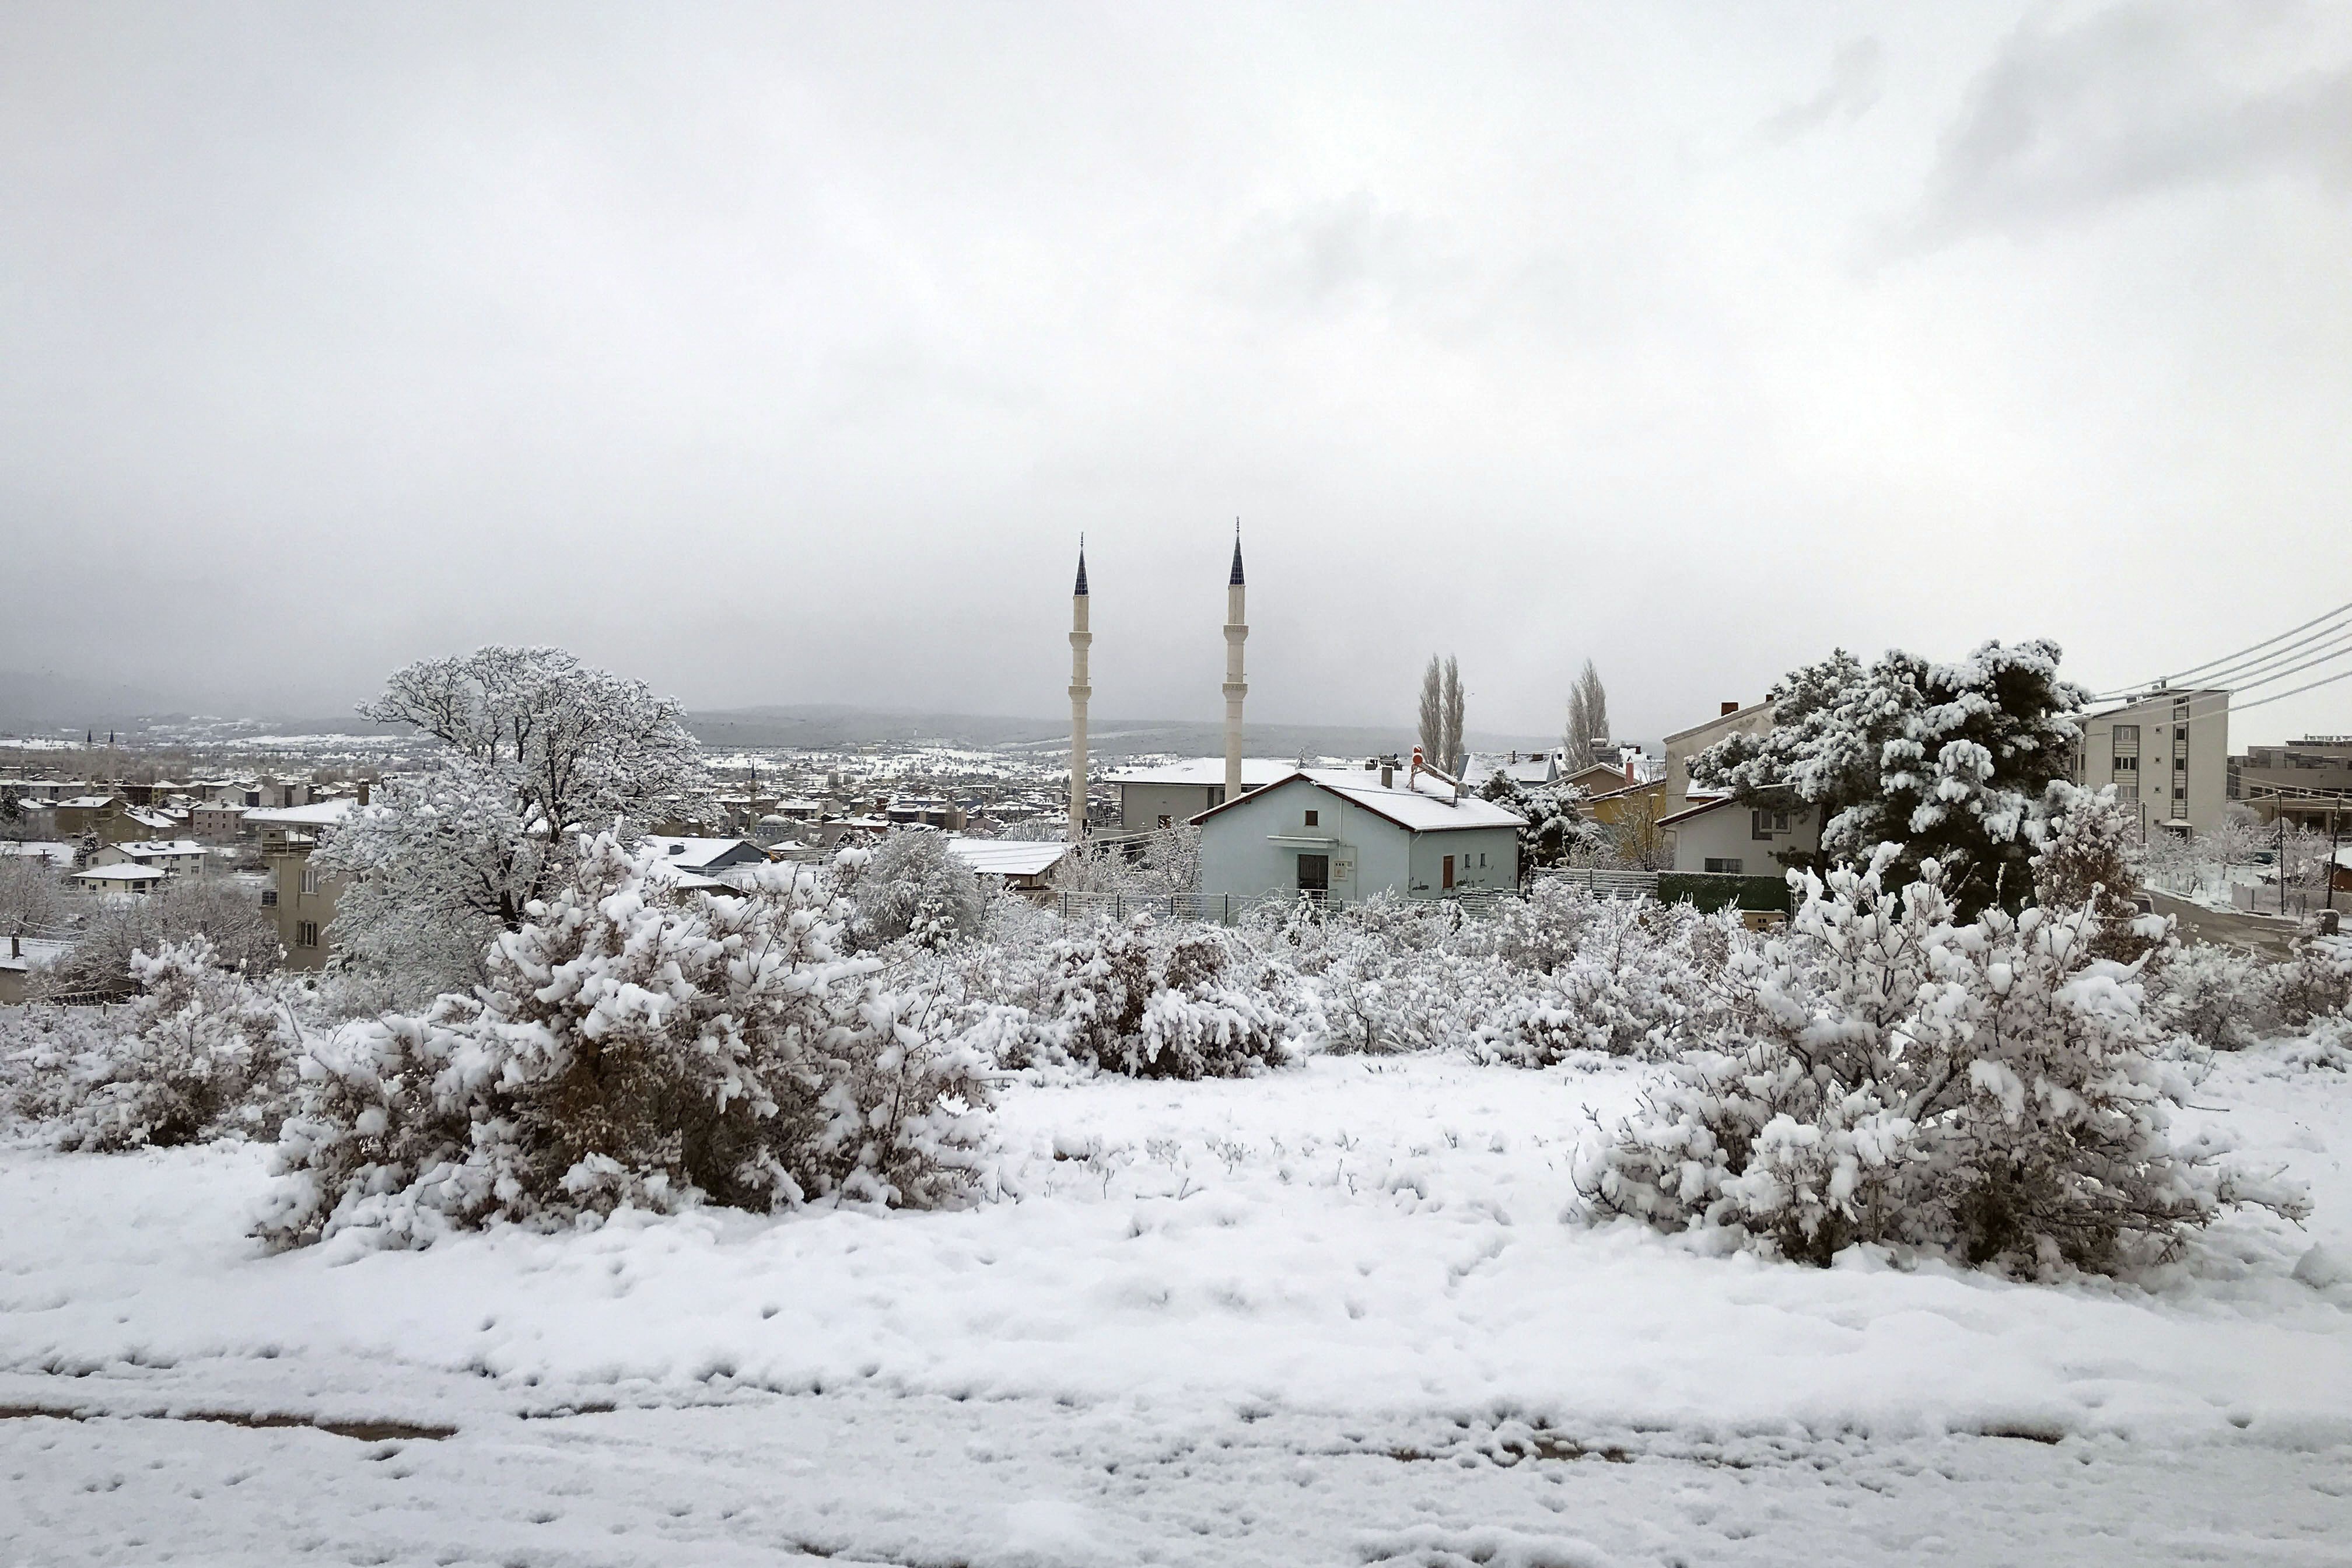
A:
[685,703,1560,762]
[0,674,1562,765]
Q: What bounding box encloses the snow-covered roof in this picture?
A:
[0,936,72,974]
[1656,795,1737,828]
[57,795,118,809]
[72,863,171,882]
[1100,758,1298,789]
[1661,702,1774,746]
[944,838,1070,878]
[639,836,768,871]
[0,841,75,868]
[113,839,203,859]
[246,800,359,829]
[1196,768,1524,834]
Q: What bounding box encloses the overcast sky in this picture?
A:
[4,2,2349,746]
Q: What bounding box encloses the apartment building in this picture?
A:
[2230,737,2352,832]
[2072,687,2230,838]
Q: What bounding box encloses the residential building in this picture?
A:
[1661,700,1774,817]
[72,862,172,897]
[943,836,1070,896]
[247,800,358,971]
[1193,759,1522,905]
[0,841,76,872]
[2230,737,2352,832]
[1659,795,1821,875]
[92,839,206,878]
[1101,758,1294,836]
[191,803,250,842]
[2071,687,2230,838]
[0,935,71,1005]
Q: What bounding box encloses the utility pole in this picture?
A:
[2279,809,2289,918]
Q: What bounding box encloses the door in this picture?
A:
[1296,853,1329,898]
[1441,854,1455,890]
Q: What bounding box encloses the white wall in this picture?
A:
[1668,802,1818,874]
[1198,778,1518,903]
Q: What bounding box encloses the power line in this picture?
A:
[2132,618,2352,699]
[2096,594,2352,697]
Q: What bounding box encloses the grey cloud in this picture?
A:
[1763,38,1884,143]
[1899,1,2352,247]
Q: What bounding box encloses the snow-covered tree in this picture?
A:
[258,833,991,1251]
[1576,852,2308,1273]
[1478,770,1586,874]
[56,937,297,1152]
[2028,782,2160,965]
[1419,655,1466,776]
[845,831,985,949]
[318,647,712,1002]
[0,853,78,935]
[1691,640,2090,915]
[36,879,279,1000]
[1564,660,1609,772]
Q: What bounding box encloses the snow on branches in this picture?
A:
[1576,853,2309,1274]
[321,647,715,1002]
[1692,640,2090,914]
[257,832,991,1251]
[54,938,298,1152]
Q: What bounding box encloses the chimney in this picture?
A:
[1721,701,1740,716]
[356,780,371,807]
[1380,762,1394,789]
[1624,755,1636,783]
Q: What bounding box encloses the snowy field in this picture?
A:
[5,1050,2351,1567]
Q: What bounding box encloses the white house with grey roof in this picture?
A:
[1192,759,1523,904]
[1101,757,1296,835]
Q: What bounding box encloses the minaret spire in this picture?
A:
[1223,520,1248,800]
[1069,537,1092,843]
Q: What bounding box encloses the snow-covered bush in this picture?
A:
[54,938,298,1152]
[2147,944,2277,1052]
[1254,893,1494,1055]
[1576,853,2308,1273]
[256,833,991,1251]
[0,1002,132,1132]
[1019,916,1301,1077]
[35,880,279,1000]
[1477,896,1732,1064]
[2028,782,2162,965]
[843,831,984,949]
[2273,935,2352,1031]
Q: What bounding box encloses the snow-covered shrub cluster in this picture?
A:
[1251,894,1493,1055]
[1474,888,1735,1064]
[2138,936,2351,1054]
[0,1001,134,1132]
[1576,853,2309,1273]
[1010,916,1305,1078]
[256,833,991,1250]
[33,880,280,1001]
[55,939,299,1152]
[2,940,294,1152]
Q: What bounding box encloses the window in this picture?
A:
[2175,757,2187,772]
[1704,858,1744,874]
[260,889,277,907]
[1156,815,1172,830]
[296,921,319,949]
[2112,755,2137,773]
[2113,724,2139,746]
[2117,785,2139,803]
[1205,786,1225,808]
[1296,853,1329,895]
[1751,808,1790,840]
[300,863,320,895]
[1303,809,1319,827]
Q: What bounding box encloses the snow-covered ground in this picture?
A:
[6,1051,2350,1566]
